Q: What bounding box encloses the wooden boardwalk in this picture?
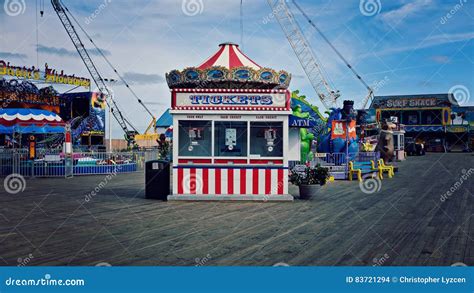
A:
[0,153,473,266]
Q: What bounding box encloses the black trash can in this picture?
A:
[145,160,170,200]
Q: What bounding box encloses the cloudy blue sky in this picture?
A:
[1,0,473,137]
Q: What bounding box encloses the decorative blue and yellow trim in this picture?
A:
[166,66,291,89]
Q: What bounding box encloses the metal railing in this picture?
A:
[289,152,380,168]
[0,148,161,177]
[289,152,380,180]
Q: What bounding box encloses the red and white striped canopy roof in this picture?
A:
[198,43,261,70]
[0,109,63,126]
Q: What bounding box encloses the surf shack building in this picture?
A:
[370,94,472,151]
[165,43,293,201]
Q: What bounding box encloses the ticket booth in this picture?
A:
[390,117,406,161]
[393,129,406,161]
[165,43,293,201]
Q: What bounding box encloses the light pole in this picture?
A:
[108,102,111,151]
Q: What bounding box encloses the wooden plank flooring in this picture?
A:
[0,153,473,266]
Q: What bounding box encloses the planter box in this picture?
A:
[299,184,321,199]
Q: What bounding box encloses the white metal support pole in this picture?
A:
[64,123,73,178]
[108,103,112,151]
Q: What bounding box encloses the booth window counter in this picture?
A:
[178,120,212,157]
[177,120,284,160]
[249,122,283,157]
[214,121,247,157]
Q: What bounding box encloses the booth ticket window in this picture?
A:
[250,122,283,157]
[178,120,212,157]
[214,121,248,157]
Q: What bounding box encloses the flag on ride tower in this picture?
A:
[331,120,356,140]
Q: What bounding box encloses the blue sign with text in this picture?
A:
[289,114,315,128]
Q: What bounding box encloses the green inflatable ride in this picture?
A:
[292,105,314,163]
[290,90,329,163]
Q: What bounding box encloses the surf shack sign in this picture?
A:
[0,60,91,89]
[377,97,439,109]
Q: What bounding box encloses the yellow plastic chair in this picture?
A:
[348,161,361,181]
[371,160,384,180]
[378,159,394,178]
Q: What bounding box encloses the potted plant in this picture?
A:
[289,165,329,199]
[157,134,170,160]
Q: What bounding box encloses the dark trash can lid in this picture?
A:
[146,160,170,170]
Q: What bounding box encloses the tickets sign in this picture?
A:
[189,94,273,105]
[172,90,289,110]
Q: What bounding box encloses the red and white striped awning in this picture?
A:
[0,108,65,134]
[0,109,63,126]
[198,42,261,70]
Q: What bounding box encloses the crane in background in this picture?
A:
[50,0,157,146]
[267,0,374,110]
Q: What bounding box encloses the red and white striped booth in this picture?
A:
[167,43,293,201]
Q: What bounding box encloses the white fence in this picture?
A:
[0,148,161,177]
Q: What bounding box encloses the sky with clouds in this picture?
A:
[1,0,473,138]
